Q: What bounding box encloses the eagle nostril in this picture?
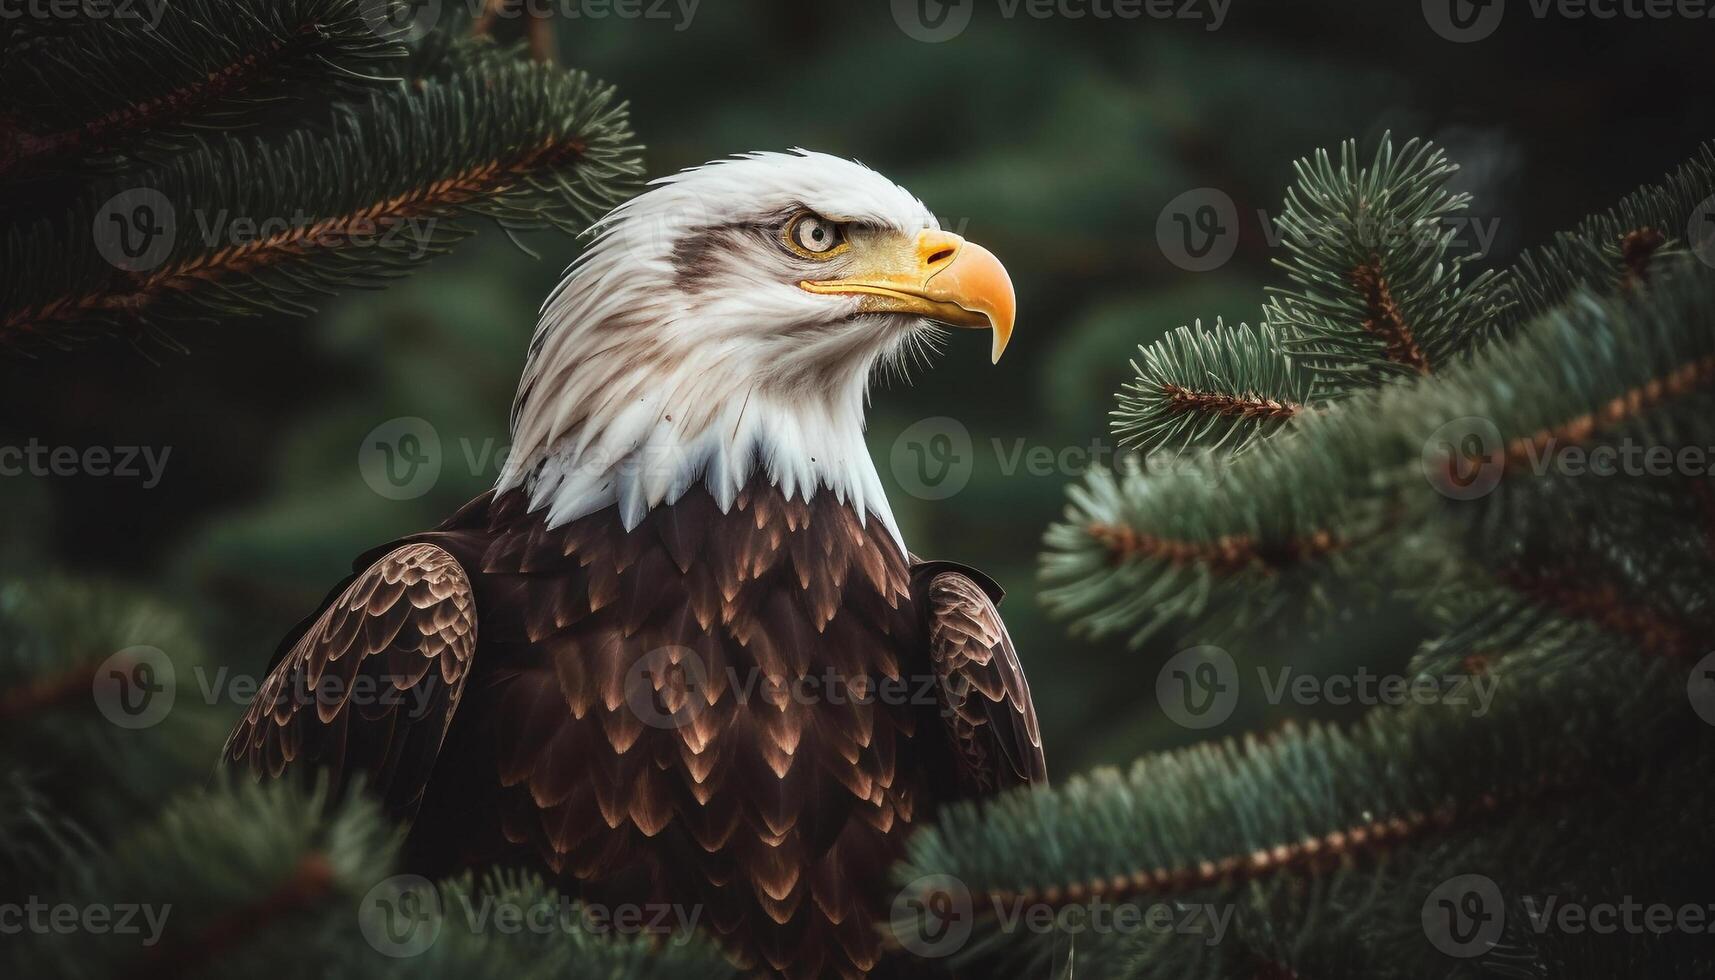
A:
[924,246,957,269]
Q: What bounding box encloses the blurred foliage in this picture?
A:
[2,0,1710,780]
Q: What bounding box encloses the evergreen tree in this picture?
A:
[893,137,1715,977]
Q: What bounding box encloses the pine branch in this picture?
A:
[0,771,97,900]
[4,778,737,979]
[0,0,404,183]
[1410,483,1715,678]
[1113,320,1310,456]
[0,61,642,351]
[894,647,1715,977]
[1502,142,1715,329]
[1263,135,1506,399]
[1043,262,1715,646]
[0,575,225,845]
[1111,136,1507,463]
[5,778,394,977]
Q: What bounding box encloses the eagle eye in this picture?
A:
[784,211,847,258]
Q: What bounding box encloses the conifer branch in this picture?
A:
[0,576,222,849]
[1113,320,1309,456]
[1499,351,1715,469]
[1044,262,1715,646]
[1493,565,1699,660]
[1348,257,1429,372]
[1264,135,1504,398]
[0,657,103,724]
[131,851,338,980]
[1158,386,1301,422]
[0,63,642,350]
[0,0,404,181]
[1085,522,1343,575]
[8,777,738,978]
[897,649,1711,975]
[1618,226,1667,291]
[1502,142,1715,328]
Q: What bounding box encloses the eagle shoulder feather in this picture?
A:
[221,542,477,818]
[916,562,1047,794]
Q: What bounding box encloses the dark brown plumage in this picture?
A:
[223,478,1045,978]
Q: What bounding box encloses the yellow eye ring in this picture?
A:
[783,212,850,259]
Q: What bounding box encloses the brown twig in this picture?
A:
[0,28,318,181]
[1,136,588,342]
[129,852,337,980]
[1350,257,1430,373]
[1159,383,1303,421]
[949,770,1575,914]
[1496,565,1699,660]
[1086,522,1343,575]
[1618,226,1666,291]
[0,659,109,724]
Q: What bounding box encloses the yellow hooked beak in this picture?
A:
[799,229,1016,363]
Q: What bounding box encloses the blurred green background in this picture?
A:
[2,0,1709,776]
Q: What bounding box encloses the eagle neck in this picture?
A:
[502,360,904,552]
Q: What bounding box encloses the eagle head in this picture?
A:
[499,150,1016,540]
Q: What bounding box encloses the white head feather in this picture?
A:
[497,150,946,549]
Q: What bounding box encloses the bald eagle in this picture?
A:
[224,151,1045,978]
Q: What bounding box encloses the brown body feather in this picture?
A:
[224,478,1044,978]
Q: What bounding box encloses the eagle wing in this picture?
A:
[922,567,1047,794]
[221,542,477,819]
